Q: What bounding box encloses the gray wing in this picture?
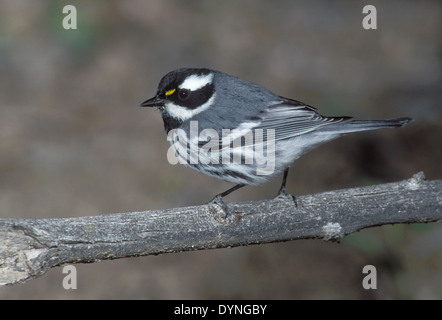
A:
[251,99,352,141]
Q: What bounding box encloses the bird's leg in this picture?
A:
[210,183,245,204]
[276,168,297,206]
[208,184,245,216]
[277,168,290,195]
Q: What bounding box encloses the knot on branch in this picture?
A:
[405,171,427,190]
[322,222,344,241]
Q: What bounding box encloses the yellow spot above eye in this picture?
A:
[165,88,176,96]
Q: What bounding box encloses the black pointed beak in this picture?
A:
[140,95,165,107]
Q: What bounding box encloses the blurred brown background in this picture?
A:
[0,0,441,299]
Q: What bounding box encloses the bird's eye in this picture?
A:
[178,89,190,100]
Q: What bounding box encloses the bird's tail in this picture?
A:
[319,117,413,134]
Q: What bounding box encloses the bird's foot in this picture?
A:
[207,195,229,217]
[275,187,298,207]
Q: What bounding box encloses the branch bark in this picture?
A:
[1,172,441,286]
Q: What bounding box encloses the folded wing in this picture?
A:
[251,99,351,141]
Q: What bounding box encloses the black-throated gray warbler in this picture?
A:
[141,68,412,204]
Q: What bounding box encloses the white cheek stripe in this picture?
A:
[179,73,214,91]
[165,93,216,121]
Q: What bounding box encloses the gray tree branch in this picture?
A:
[1,172,441,286]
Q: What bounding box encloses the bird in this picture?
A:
[141,68,412,205]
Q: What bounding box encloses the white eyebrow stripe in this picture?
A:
[179,73,214,91]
